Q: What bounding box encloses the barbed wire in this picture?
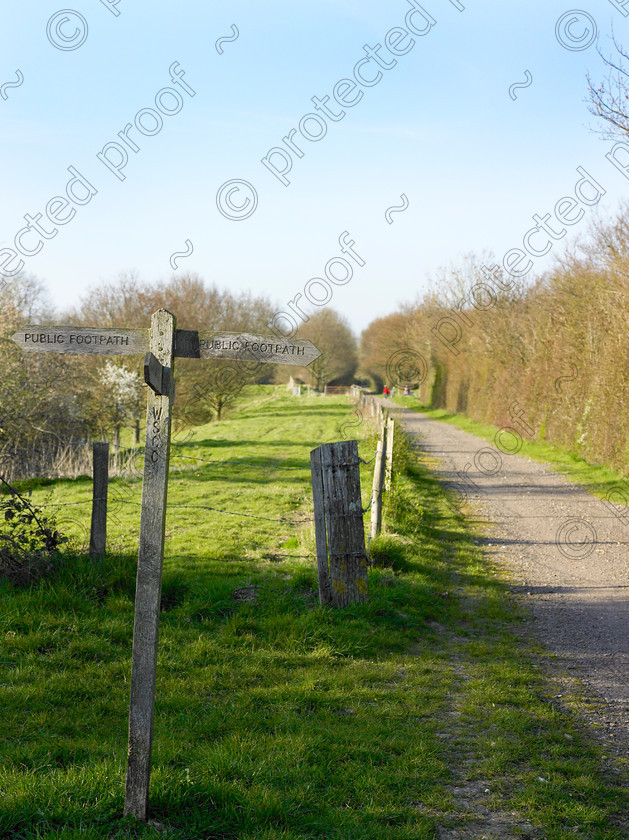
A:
[165,502,313,524]
[30,498,96,507]
[33,496,313,524]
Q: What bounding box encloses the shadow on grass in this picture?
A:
[172,438,331,454]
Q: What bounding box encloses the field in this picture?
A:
[0,389,627,839]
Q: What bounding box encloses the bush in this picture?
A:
[0,485,67,585]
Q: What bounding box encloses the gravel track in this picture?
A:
[386,401,629,753]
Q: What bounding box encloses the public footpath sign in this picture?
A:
[11,326,321,366]
[11,310,321,821]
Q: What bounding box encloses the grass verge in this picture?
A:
[391,396,627,504]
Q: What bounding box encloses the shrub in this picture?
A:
[0,483,67,585]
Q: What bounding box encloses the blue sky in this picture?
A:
[1,0,628,334]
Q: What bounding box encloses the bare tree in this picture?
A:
[72,272,278,428]
[296,309,358,391]
[359,312,413,392]
[588,32,629,138]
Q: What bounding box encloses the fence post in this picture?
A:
[310,440,369,607]
[89,442,109,558]
[385,418,395,491]
[310,446,332,606]
[370,424,387,539]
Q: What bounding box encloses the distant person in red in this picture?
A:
[383,386,390,396]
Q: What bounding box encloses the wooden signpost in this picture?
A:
[125,310,176,820]
[11,311,321,822]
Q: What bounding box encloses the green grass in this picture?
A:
[392,396,627,504]
[0,389,627,838]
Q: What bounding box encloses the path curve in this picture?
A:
[384,400,629,751]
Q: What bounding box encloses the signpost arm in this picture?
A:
[124,310,176,821]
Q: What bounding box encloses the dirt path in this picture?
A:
[385,400,629,753]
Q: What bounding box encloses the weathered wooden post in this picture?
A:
[310,446,332,606]
[310,440,368,607]
[89,441,109,558]
[385,418,395,492]
[370,424,387,539]
[124,310,175,821]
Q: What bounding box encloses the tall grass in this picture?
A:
[1,441,140,483]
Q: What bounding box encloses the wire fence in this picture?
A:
[0,473,319,562]
[1,442,377,520]
[1,401,380,560]
[35,495,314,524]
[0,475,373,573]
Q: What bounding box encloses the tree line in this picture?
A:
[359,207,629,470]
[359,44,629,471]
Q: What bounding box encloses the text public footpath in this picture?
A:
[23,332,130,346]
[201,338,306,356]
